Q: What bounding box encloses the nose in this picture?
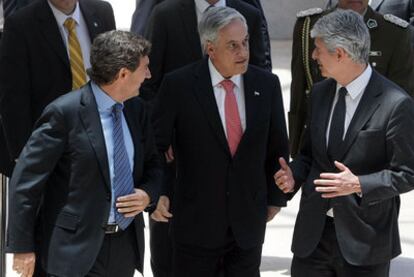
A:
[146,68,151,79]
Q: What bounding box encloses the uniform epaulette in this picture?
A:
[296,7,323,18]
[383,14,409,28]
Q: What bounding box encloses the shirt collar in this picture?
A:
[48,0,81,28]
[91,82,119,112]
[337,64,372,100]
[195,0,226,14]
[208,58,241,89]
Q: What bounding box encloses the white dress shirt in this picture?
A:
[208,58,246,137]
[194,0,226,23]
[326,64,372,217]
[47,0,91,73]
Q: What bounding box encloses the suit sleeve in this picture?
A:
[136,100,163,206]
[359,96,414,206]
[140,5,167,101]
[0,15,33,159]
[6,103,67,252]
[152,75,178,195]
[266,75,289,206]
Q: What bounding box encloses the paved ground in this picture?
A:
[5,40,414,276]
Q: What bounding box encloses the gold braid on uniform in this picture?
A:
[301,16,313,94]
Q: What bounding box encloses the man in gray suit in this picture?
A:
[275,9,414,277]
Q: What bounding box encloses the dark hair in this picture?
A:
[87,30,151,85]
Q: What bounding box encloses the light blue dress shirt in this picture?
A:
[91,82,135,224]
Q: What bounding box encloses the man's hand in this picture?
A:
[151,195,173,222]
[314,161,361,198]
[116,189,150,217]
[267,206,281,222]
[274,157,295,193]
[13,252,35,277]
[165,145,174,163]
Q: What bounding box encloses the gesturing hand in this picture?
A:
[116,189,150,217]
[314,161,361,198]
[274,157,295,193]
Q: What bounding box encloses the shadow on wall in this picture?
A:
[260,256,292,275]
[391,257,414,277]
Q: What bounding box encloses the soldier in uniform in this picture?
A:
[289,0,414,157]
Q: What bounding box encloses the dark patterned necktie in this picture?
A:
[112,103,135,230]
[327,87,347,162]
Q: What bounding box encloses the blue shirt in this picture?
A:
[91,82,135,223]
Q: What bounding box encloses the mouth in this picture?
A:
[235,59,248,65]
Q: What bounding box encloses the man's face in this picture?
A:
[312,38,340,79]
[207,19,249,78]
[49,0,78,15]
[123,56,151,100]
[338,0,369,14]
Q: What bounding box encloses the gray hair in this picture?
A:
[311,9,370,64]
[198,6,247,50]
[87,30,151,85]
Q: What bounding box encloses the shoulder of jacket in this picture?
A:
[296,7,323,18]
[383,14,409,28]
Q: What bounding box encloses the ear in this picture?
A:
[206,41,215,58]
[118,68,129,80]
[336,47,348,62]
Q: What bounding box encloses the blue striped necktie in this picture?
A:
[3,0,17,18]
[112,103,135,230]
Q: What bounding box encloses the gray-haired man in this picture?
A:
[6,30,161,277]
[275,9,414,277]
[152,6,288,277]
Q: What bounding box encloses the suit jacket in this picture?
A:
[153,59,289,249]
[6,84,162,277]
[289,5,414,157]
[0,0,115,175]
[141,0,267,101]
[290,71,414,266]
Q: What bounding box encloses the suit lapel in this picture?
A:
[37,0,70,69]
[179,0,203,59]
[337,72,382,160]
[193,60,230,154]
[315,80,336,164]
[79,84,111,190]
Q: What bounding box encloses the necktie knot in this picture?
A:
[220,79,235,93]
[64,18,76,31]
[112,103,124,118]
[339,87,348,98]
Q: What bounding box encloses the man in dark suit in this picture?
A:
[130,0,164,35]
[153,7,288,277]
[275,10,414,277]
[289,0,414,158]
[7,30,161,277]
[0,0,116,176]
[143,1,269,276]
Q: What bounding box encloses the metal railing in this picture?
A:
[0,174,7,277]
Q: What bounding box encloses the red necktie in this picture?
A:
[221,80,243,156]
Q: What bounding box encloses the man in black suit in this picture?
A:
[275,10,414,277]
[0,0,116,176]
[143,1,269,276]
[7,30,161,277]
[153,7,289,277]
